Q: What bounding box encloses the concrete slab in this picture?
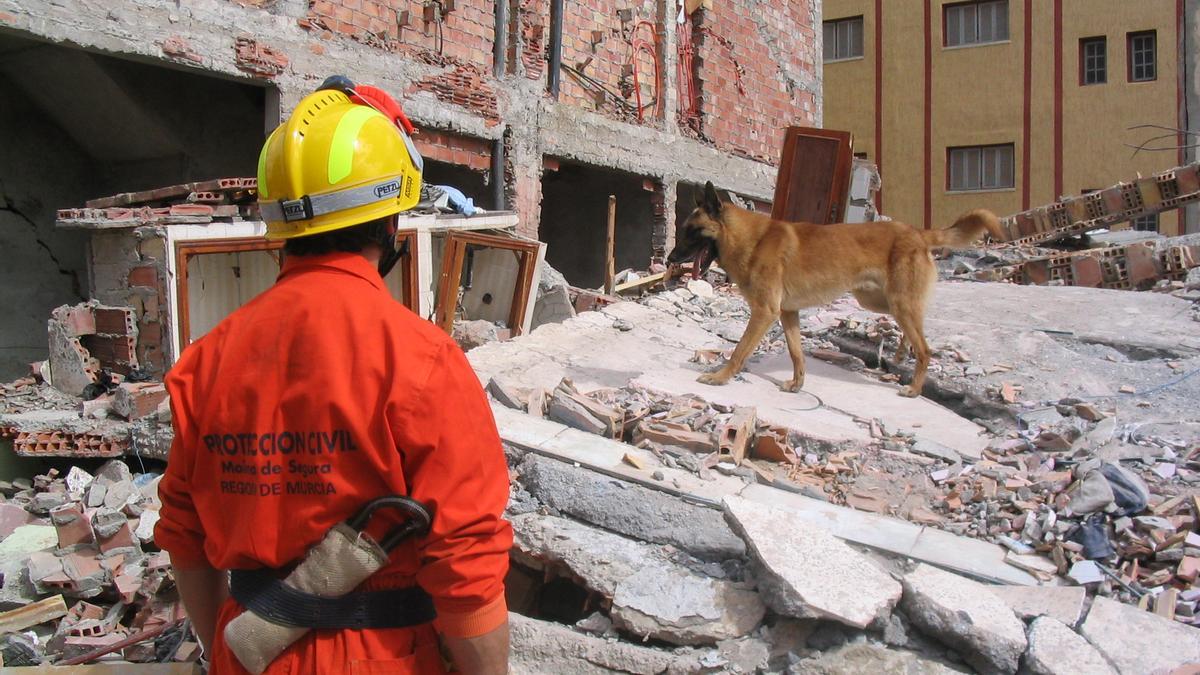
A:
[908,526,1040,586]
[496,408,1036,587]
[475,301,988,456]
[739,484,1038,586]
[743,353,988,458]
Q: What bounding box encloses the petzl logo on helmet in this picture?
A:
[374,180,401,199]
[282,200,308,221]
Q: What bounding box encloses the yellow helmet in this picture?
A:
[256,88,423,239]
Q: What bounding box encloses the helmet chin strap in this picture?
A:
[376,215,403,278]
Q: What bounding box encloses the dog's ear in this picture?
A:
[702,181,723,217]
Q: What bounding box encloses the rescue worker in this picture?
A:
[155,79,513,674]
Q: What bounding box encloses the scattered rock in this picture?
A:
[723,496,901,629]
[900,563,1026,675]
[1066,560,1104,585]
[1025,617,1116,675]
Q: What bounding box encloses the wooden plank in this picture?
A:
[0,595,67,634]
[614,272,667,295]
[604,195,617,295]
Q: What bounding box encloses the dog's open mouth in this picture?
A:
[693,241,718,276]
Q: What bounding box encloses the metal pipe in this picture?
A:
[493,0,508,78]
[548,0,564,98]
[491,136,506,210]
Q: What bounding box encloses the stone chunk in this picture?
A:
[900,563,1026,675]
[1080,597,1200,674]
[111,382,168,420]
[509,612,699,675]
[722,495,900,629]
[511,513,763,645]
[519,454,745,560]
[1025,617,1116,675]
[992,585,1086,627]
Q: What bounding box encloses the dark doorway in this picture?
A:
[539,160,655,288]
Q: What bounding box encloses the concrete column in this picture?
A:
[658,0,679,132]
[1185,0,1200,232]
[652,178,678,259]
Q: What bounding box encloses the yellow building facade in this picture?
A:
[823,0,1186,235]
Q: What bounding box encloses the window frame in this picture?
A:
[1079,36,1107,85]
[944,0,1010,48]
[947,143,1016,192]
[823,15,865,62]
[1128,30,1157,83]
[1132,213,1160,232]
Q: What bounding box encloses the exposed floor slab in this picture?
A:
[473,301,989,458]
[496,406,1038,587]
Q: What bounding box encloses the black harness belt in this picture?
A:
[229,568,436,630]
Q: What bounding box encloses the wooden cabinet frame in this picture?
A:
[434,231,542,337]
[175,231,421,346]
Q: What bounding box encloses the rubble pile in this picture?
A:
[503,445,1200,674]
[0,459,193,666]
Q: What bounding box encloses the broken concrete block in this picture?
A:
[0,503,34,538]
[900,563,1026,675]
[1067,560,1104,585]
[50,503,95,549]
[509,612,699,675]
[547,392,607,436]
[911,439,962,463]
[992,585,1086,627]
[91,508,138,553]
[511,513,763,645]
[0,525,57,609]
[722,495,900,629]
[112,382,169,420]
[519,454,745,560]
[1080,597,1200,674]
[94,460,133,486]
[716,407,756,464]
[452,320,502,351]
[486,377,525,411]
[611,564,766,645]
[1025,617,1116,675]
[47,308,100,397]
[28,491,69,515]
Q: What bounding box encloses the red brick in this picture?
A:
[127,266,158,288]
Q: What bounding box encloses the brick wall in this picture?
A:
[691,2,818,163]
[413,128,493,171]
[557,0,662,124]
[306,0,495,68]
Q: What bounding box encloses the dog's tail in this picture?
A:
[919,209,1004,249]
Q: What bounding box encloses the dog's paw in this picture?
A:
[897,385,920,398]
[697,372,731,386]
[780,378,805,393]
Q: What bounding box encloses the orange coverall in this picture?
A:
[155,252,513,674]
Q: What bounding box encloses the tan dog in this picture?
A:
[666,182,1002,397]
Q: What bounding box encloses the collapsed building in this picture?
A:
[2,0,1200,673]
